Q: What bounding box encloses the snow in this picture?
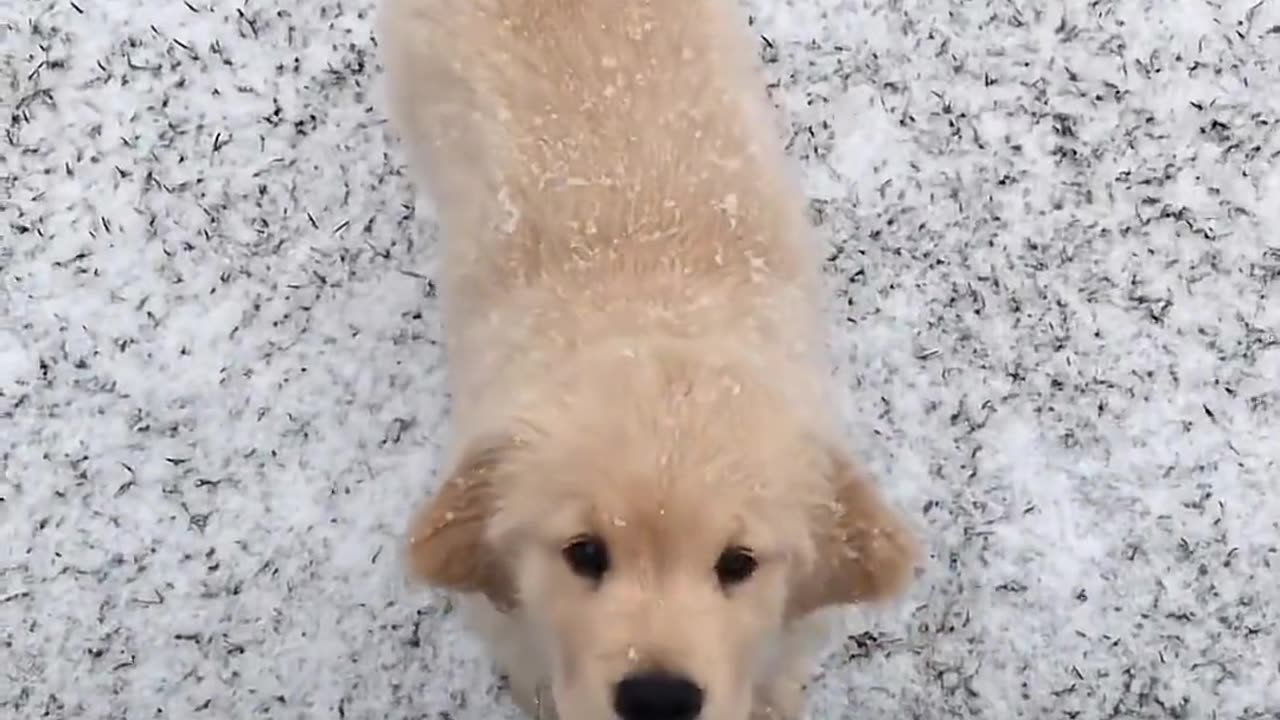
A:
[2,0,1278,718]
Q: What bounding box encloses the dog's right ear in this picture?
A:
[787,447,919,617]
[407,438,516,610]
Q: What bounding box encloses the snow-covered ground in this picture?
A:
[2,0,1278,717]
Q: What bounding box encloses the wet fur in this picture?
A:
[378,1,920,719]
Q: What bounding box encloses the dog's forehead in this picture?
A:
[577,471,803,554]
[505,352,828,551]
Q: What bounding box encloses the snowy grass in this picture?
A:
[2,0,1278,717]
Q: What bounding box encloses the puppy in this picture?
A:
[378,1,919,719]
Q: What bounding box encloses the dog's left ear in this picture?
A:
[789,448,919,617]
[406,437,516,610]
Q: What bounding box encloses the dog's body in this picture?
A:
[379,2,918,719]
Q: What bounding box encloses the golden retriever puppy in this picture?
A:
[377,1,920,719]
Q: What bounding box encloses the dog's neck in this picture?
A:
[447,288,835,440]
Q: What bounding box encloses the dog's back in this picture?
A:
[380,0,817,323]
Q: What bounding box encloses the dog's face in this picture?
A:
[408,349,917,720]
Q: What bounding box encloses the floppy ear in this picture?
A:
[789,449,919,617]
[406,438,516,610]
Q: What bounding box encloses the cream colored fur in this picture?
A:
[378,1,919,719]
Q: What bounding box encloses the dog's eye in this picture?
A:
[563,535,610,581]
[715,547,757,586]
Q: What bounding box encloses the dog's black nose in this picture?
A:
[613,671,704,720]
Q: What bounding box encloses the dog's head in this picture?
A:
[407,345,917,720]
